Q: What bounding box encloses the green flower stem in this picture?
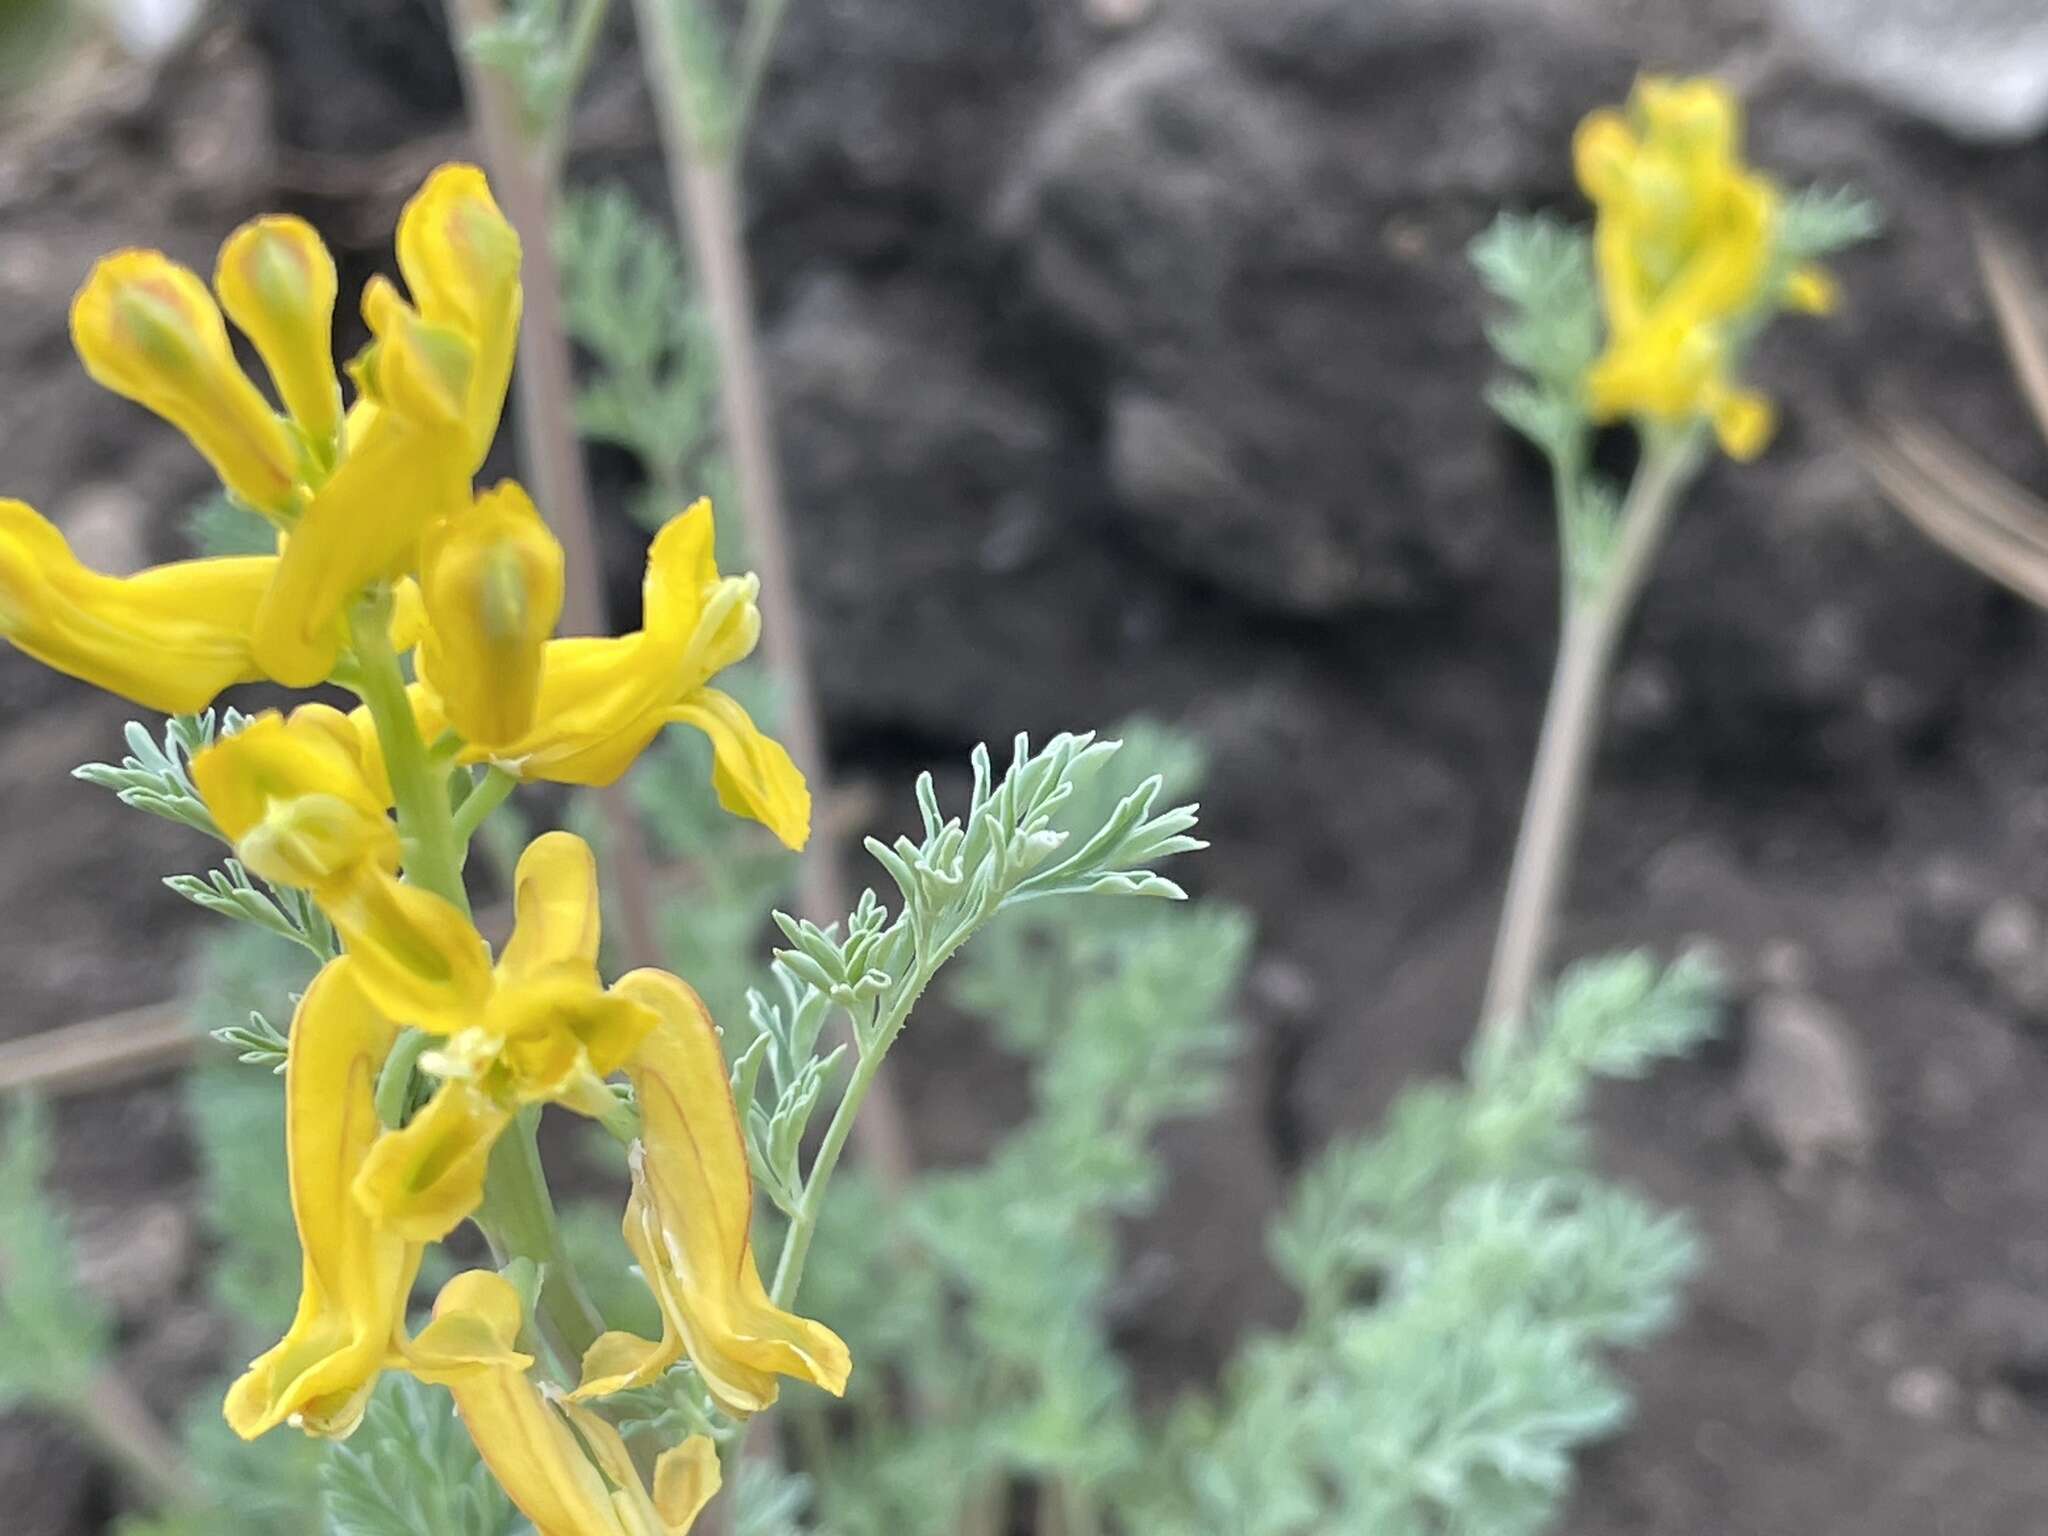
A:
[1478,425,1708,1046]
[768,935,965,1310]
[452,765,520,849]
[477,1108,605,1371]
[348,602,469,916]
[766,1043,885,1309]
[347,598,605,1373]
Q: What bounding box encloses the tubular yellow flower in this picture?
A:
[33,163,526,701]
[576,969,850,1417]
[215,214,343,452]
[418,481,567,750]
[1575,75,1823,461]
[249,274,476,688]
[191,709,494,1022]
[407,1271,721,1536]
[418,499,811,849]
[0,499,274,712]
[70,250,303,518]
[395,164,523,474]
[191,710,398,888]
[351,833,658,1241]
[225,958,423,1439]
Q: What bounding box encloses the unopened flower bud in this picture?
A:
[70,251,301,516]
[419,481,566,749]
[216,215,343,450]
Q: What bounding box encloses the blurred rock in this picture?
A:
[1970,896,2048,1027]
[1888,1363,1963,1422]
[240,0,458,155]
[1739,988,1877,1170]
[999,12,1621,616]
[768,272,1134,736]
[1905,853,1997,976]
[1773,0,2048,141]
[1960,1282,2048,1395]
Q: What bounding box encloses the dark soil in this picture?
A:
[7,0,2048,1531]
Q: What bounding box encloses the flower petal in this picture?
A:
[352,1080,509,1243]
[574,969,849,1416]
[419,481,565,750]
[225,959,421,1439]
[0,499,273,712]
[253,350,472,687]
[668,688,811,850]
[498,831,603,980]
[323,870,495,1031]
[71,250,302,517]
[190,710,398,886]
[396,164,522,472]
[215,214,342,450]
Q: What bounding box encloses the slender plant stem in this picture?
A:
[349,603,468,914]
[729,0,793,148]
[349,600,607,1373]
[73,1371,196,1511]
[477,1108,606,1369]
[1478,428,1707,1046]
[632,0,918,1192]
[445,0,666,978]
[453,765,521,847]
[543,0,616,172]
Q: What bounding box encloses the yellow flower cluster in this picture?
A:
[1574,76,1838,461]
[0,165,846,1530]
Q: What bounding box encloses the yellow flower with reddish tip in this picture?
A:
[70,249,303,518]
[350,833,658,1242]
[1574,75,1833,461]
[417,499,811,850]
[406,1270,721,1536]
[418,481,566,750]
[224,958,423,1440]
[0,499,275,712]
[215,213,343,453]
[576,969,850,1418]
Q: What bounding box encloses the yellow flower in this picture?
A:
[0,499,275,712]
[225,958,423,1439]
[407,1270,721,1536]
[351,832,659,1242]
[576,969,849,1417]
[251,166,520,687]
[191,708,494,1023]
[214,214,344,457]
[417,499,812,849]
[418,480,566,750]
[393,164,523,473]
[55,163,521,699]
[1574,75,1832,461]
[71,249,304,518]
[194,729,649,1236]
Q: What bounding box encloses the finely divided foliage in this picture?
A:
[0,62,1862,1536]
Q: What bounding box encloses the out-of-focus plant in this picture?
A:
[1859,217,2048,606]
[1473,76,1878,1039]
